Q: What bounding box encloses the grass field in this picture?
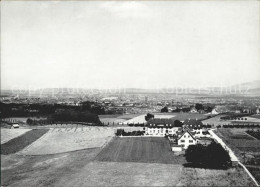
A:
[1,135,255,186]
[171,113,209,122]
[1,129,32,144]
[202,114,230,126]
[95,137,186,164]
[123,114,176,124]
[1,129,49,155]
[215,129,260,153]
[21,127,115,155]
[215,128,260,183]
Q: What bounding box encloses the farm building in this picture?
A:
[145,118,180,136]
[189,107,198,113]
[183,118,203,129]
[177,129,198,149]
[10,123,19,128]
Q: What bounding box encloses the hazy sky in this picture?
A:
[1,1,260,90]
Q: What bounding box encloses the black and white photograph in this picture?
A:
[1,0,260,186]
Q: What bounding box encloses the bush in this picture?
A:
[185,142,231,169]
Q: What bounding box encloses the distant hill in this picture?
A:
[231,80,260,95]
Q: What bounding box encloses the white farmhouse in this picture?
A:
[145,118,180,136]
[177,130,198,149]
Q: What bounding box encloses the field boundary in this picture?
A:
[18,128,50,154]
[238,162,259,186]
[210,129,259,186]
[1,129,32,144]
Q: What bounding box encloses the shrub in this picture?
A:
[185,142,231,169]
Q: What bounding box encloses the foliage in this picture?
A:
[185,142,231,169]
[0,101,105,118]
[161,106,168,113]
[116,129,144,136]
[49,109,102,125]
[26,118,33,125]
[195,103,203,111]
[174,120,183,127]
[145,113,154,121]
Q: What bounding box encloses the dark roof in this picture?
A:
[183,119,203,126]
[178,129,197,141]
[146,118,175,128]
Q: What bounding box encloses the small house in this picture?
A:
[10,123,19,129]
[177,130,198,149]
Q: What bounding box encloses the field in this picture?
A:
[1,133,255,186]
[20,127,115,155]
[215,129,260,153]
[215,128,260,183]
[1,129,49,155]
[96,137,186,164]
[98,113,209,126]
[202,114,230,126]
[1,129,32,144]
[170,113,209,121]
[123,114,175,124]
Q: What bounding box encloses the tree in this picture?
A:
[195,103,203,111]
[161,106,168,113]
[145,113,154,121]
[185,142,231,169]
[26,118,33,125]
[174,120,183,127]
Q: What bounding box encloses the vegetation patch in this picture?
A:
[184,142,231,169]
[1,129,49,155]
[246,130,260,140]
[246,166,260,184]
[95,137,186,164]
[116,129,144,136]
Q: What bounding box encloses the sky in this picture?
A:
[1,1,260,90]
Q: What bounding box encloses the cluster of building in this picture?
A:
[144,118,213,151]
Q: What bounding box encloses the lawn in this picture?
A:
[1,129,49,155]
[95,137,186,164]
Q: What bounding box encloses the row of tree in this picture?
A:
[116,129,144,136]
[0,101,106,118]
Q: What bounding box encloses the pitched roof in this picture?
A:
[146,118,175,128]
[178,129,197,141]
[183,119,203,126]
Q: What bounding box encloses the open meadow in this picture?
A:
[215,128,260,183]
[21,127,115,155]
[1,129,49,155]
[123,114,176,124]
[1,126,257,186]
[1,135,255,186]
[202,114,230,126]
